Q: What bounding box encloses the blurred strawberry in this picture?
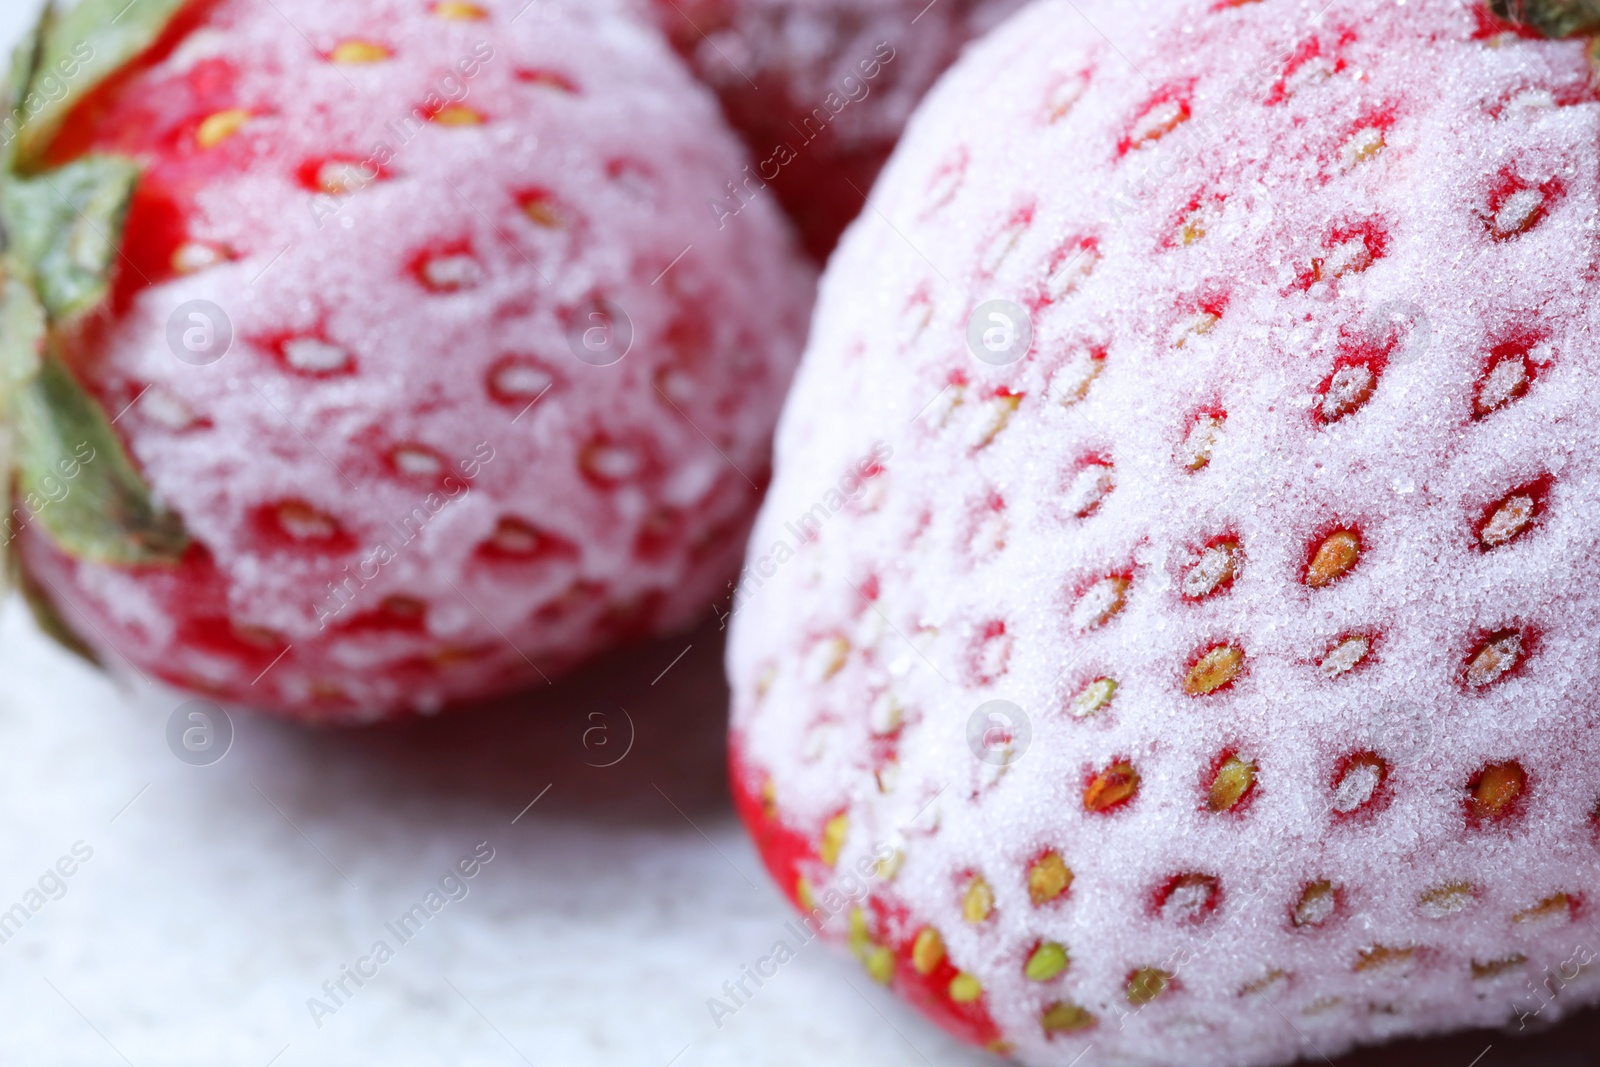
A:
[649,0,1025,259]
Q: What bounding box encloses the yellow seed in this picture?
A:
[1418,881,1474,918]
[1208,755,1256,812]
[1312,240,1376,284]
[1051,351,1103,405]
[1182,540,1241,599]
[972,392,1021,450]
[1354,945,1414,972]
[276,501,339,540]
[196,109,251,148]
[308,679,348,701]
[1083,761,1140,813]
[1126,967,1171,1005]
[1469,761,1526,820]
[876,848,904,881]
[1043,72,1088,123]
[1466,634,1523,688]
[1172,311,1219,349]
[522,196,565,228]
[432,0,488,17]
[1128,99,1188,148]
[1306,530,1360,587]
[1074,576,1130,630]
[1040,1001,1095,1034]
[1513,892,1571,925]
[1293,881,1337,928]
[759,777,777,821]
[1184,645,1243,696]
[819,812,848,868]
[1239,969,1288,997]
[912,926,945,975]
[170,241,225,274]
[962,875,994,924]
[866,945,895,985]
[1480,493,1534,548]
[329,40,391,64]
[948,972,983,1003]
[847,907,871,959]
[1344,126,1385,167]
[1472,955,1525,980]
[806,635,850,683]
[431,105,486,126]
[1490,188,1546,238]
[1025,942,1069,982]
[755,663,778,698]
[1028,852,1074,906]
[232,624,284,650]
[795,877,814,912]
[1320,634,1370,679]
[427,646,482,668]
[1068,677,1117,718]
[1179,210,1206,245]
[1182,414,1225,470]
[1332,753,1387,814]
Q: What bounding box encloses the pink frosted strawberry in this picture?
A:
[727,0,1600,1061]
[648,0,1025,260]
[0,0,812,720]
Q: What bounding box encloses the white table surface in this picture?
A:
[0,589,999,1066]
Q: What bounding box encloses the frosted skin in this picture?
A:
[728,1,1600,1063]
[21,0,815,719]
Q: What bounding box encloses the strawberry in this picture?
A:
[726,0,1600,1062]
[0,0,813,720]
[648,0,1024,260]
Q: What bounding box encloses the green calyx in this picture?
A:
[3,154,141,318]
[15,352,190,564]
[0,0,192,598]
[5,0,191,174]
[1490,0,1600,37]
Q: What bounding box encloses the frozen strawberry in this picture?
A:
[727,0,1600,1062]
[648,0,1025,260]
[0,0,812,720]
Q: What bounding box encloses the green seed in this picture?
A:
[1025,941,1069,982]
[948,972,983,1003]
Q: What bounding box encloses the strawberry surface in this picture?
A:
[726,0,1600,1061]
[648,0,1025,260]
[7,0,814,720]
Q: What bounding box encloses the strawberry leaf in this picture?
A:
[1491,0,1600,36]
[9,0,190,171]
[0,265,48,599]
[0,154,140,321]
[13,560,100,667]
[1,2,52,171]
[0,260,46,390]
[14,352,188,566]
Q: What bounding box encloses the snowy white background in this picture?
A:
[1,2,1597,1065]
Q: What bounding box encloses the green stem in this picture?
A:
[1491,0,1600,37]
